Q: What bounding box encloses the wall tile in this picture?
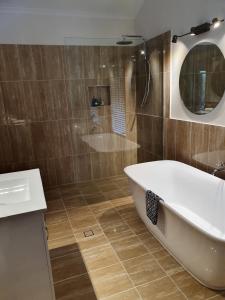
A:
[82,46,100,79]
[70,118,90,154]
[18,45,44,80]
[75,153,92,182]
[0,82,27,124]
[55,156,75,185]
[0,45,21,81]
[164,118,176,160]
[8,124,34,162]
[191,123,209,171]
[0,125,13,163]
[208,125,225,173]
[64,46,84,79]
[66,80,87,118]
[23,81,51,121]
[41,46,65,80]
[176,120,192,164]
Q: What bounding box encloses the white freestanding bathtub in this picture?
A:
[124,160,225,290]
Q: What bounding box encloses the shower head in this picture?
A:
[116,39,133,45]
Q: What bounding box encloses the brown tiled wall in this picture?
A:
[135,31,171,163]
[0,44,137,187]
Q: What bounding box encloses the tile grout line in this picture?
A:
[90,212,144,300]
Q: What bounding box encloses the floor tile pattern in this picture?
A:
[46,176,225,300]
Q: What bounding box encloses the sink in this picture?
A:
[0,169,46,218]
[0,178,30,205]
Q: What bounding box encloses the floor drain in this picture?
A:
[83,229,94,237]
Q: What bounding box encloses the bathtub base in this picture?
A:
[130,179,225,290]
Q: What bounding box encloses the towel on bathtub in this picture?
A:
[146,190,162,225]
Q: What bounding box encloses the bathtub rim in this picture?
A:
[124,160,225,244]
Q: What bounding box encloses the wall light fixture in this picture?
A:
[172,17,224,43]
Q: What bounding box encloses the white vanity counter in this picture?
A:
[0,169,46,218]
[0,169,55,300]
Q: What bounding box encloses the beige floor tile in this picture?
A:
[45,211,68,226]
[51,251,87,282]
[210,295,225,300]
[138,232,164,252]
[89,201,113,215]
[47,199,65,212]
[63,195,87,208]
[171,271,218,299]
[137,277,177,300]
[110,196,133,208]
[82,244,119,271]
[74,225,109,251]
[123,254,166,286]
[48,235,78,258]
[96,209,123,228]
[98,183,118,193]
[111,236,148,261]
[48,221,73,241]
[165,291,187,300]
[67,207,97,229]
[84,193,106,205]
[54,273,97,300]
[152,249,170,260]
[158,255,183,275]
[126,217,148,235]
[104,288,141,300]
[103,190,127,201]
[89,263,133,299]
[103,222,135,243]
[116,204,138,220]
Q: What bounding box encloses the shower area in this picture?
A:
[64,33,166,184]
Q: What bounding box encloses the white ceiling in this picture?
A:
[0,0,145,19]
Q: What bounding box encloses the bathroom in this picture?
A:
[0,0,225,299]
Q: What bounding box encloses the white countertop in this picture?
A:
[0,169,47,219]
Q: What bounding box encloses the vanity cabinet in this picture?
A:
[0,211,55,300]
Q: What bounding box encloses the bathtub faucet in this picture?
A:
[212,161,225,176]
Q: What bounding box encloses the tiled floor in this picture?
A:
[45,176,225,300]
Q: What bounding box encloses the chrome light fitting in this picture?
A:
[172,17,224,43]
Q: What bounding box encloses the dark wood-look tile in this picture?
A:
[0,82,27,124]
[64,45,84,79]
[176,120,192,164]
[51,251,87,282]
[55,156,75,186]
[208,125,225,172]
[48,80,70,120]
[0,125,13,163]
[191,122,209,171]
[48,235,78,259]
[41,45,65,79]
[66,80,87,118]
[163,71,170,118]
[23,80,50,121]
[75,153,92,182]
[18,45,44,80]
[31,121,72,160]
[48,221,73,241]
[164,118,176,160]
[82,46,100,79]
[8,124,34,162]
[34,159,58,187]
[54,273,97,300]
[0,45,21,81]
[46,199,65,213]
[70,118,90,154]
[151,116,163,157]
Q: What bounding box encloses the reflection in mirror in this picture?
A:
[179,42,225,115]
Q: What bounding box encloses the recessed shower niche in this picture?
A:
[88,85,111,107]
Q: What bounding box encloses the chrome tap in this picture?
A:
[212,161,225,176]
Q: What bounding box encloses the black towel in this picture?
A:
[146,190,162,225]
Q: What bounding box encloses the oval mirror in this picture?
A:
[179,42,225,115]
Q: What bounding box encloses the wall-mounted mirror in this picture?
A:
[179,42,225,115]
